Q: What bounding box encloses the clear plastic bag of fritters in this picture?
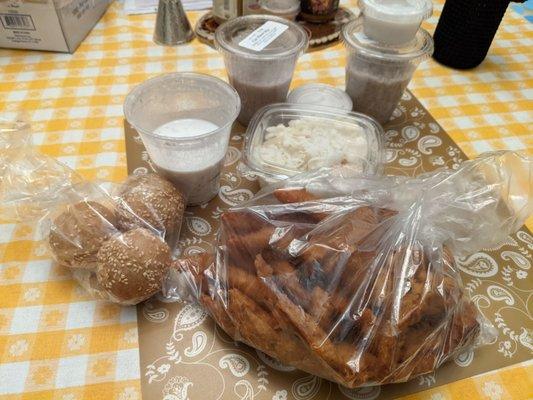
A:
[0,117,185,305]
[169,151,532,388]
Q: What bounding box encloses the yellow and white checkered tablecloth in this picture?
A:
[0,0,531,398]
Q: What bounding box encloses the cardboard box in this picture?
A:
[0,0,112,53]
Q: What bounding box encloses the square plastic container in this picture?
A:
[243,103,384,187]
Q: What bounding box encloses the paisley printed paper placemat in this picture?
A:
[124,91,533,400]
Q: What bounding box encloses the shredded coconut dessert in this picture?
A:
[255,118,369,172]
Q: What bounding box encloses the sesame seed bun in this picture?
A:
[48,201,118,269]
[116,174,185,241]
[96,227,172,303]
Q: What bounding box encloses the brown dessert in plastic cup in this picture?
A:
[342,18,433,125]
[215,15,308,126]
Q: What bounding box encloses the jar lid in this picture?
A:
[342,17,433,62]
[261,0,300,14]
[359,0,433,23]
[287,84,353,111]
[215,15,308,59]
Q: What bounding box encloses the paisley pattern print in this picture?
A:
[456,253,499,277]
[384,149,398,164]
[163,376,193,400]
[516,231,533,248]
[219,354,251,378]
[185,216,211,236]
[219,186,255,206]
[292,375,321,400]
[133,166,148,176]
[398,156,419,167]
[184,331,207,358]
[454,349,474,367]
[401,126,420,142]
[225,146,241,166]
[173,304,208,340]
[143,300,169,323]
[417,135,442,155]
[487,285,515,306]
[501,251,530,270]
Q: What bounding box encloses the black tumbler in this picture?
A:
[433,0,525,69]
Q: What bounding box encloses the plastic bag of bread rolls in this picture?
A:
[0,118,185,305]
[168,151,531,388]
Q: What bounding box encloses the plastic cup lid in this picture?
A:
[359,0,433,23]
[215,15,308,59]
[287,84,353,111]
[261,0,300,13]
[342,17,434,62]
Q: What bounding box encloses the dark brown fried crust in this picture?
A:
[183,188,481,388]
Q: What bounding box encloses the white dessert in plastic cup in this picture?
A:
[359,0,433,46]
[124,73,240,205]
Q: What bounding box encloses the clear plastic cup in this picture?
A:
[342,18,433,125]
[215,15,308,126]
[359,0,433,46]
[124,72,240,205]
[243,103,384,187]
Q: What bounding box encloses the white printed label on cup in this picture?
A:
[238,21,288,52]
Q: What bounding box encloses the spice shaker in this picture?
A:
[433,0,526,69]
[153,0,194,46]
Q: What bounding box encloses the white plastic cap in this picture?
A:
[287,84,353,111]
[359,0,433,24]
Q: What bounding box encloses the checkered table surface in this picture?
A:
[0,0,531,399]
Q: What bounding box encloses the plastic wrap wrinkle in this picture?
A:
[0,118,185,305]
[168,151,531,388]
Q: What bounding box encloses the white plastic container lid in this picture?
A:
[261,0,300,14]
[215,15,308,59]
[359,0,433,24]
[288,84,353,111]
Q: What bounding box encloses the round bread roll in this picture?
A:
[96,228,171,303]
[48,201,118,269]
[116,173,185,240]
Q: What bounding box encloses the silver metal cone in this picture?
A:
[153,0,194,46]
